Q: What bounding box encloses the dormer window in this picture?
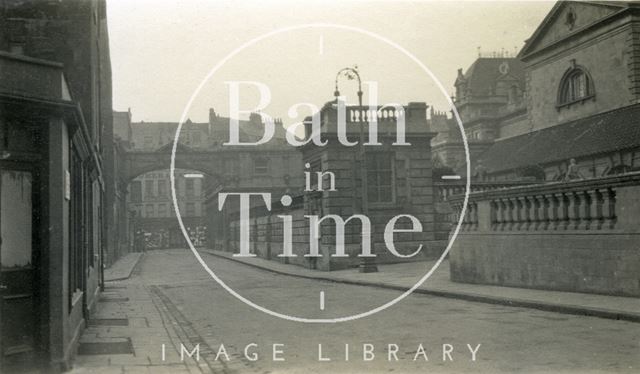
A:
[557,65,594,107]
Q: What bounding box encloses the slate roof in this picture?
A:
[458,58,525,96]
[479,103,640,173]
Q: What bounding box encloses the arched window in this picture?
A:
[558,66,594,106]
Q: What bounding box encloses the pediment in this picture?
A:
[519,1,627,59]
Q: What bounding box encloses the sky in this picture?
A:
[107,0,555,125]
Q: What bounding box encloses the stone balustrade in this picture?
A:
[435,180,536,202]
[448,173,640,233]
[346,106,403,123]
[446,172,640,296]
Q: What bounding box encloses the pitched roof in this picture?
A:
[478,103,640,173]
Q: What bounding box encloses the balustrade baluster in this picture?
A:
[531,195,541,230]
[567,192,581,230]
[550,194,560,230]
[581,190,593,230]
[506,198,516,230]
[498,199,507,231]
[490,200,498,230]
[555,193,569,230]
[540,195,551,230]
[601,188,616,229]
[521,196,532,230]
[512,198,522,230]
[595,189,604,229]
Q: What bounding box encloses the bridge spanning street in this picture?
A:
[72,249,639,374]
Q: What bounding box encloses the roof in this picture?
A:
[457,58,524,96]
[478,103,640,173]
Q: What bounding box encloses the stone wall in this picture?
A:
[525,17,634,133]
[224,193,448,271]
[448,173,640,297]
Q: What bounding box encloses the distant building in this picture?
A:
[118,109,299,251]
[0,0,112,370]
[128,168,207,249]
[433,1,640,182]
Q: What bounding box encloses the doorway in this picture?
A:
[0,166,38,371]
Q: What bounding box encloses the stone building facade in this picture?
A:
[0,0,112,370]
[443,1,640,297]
[223,100,448,270]
[433,1,640,182]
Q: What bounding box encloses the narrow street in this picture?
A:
[74,249,639,373]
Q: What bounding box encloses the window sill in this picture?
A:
[556,95,595,110]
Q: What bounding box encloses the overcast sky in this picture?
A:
[107,0,555,125]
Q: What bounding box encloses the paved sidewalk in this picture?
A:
[201,248,640,322]
[70,283,206,374]
[105,252,144,281]
[72,250,263,374]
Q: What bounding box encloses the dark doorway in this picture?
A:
[0,165,39,371]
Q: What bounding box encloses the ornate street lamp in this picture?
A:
[334,66,378,273]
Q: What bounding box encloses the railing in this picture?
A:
[346,106,403,123]
[435,180,539,202]
[448,172,640,232]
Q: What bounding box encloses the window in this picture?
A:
[158,204,167,217]
[185,178,195,197]
[558,67,593,106]
[145,204,154,217]
[143,136,153,148]
[157,179,167,197]
[186,202,196,217]
[145,179,154,197]
[254,158,268,174]
[69,149,84,306]
[366,153,393,203]
[130,181,142,202]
